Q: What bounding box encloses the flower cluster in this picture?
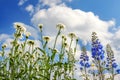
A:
[80,46,90,69]
[13,22,32,40]
[2,44,7,49]
[116,69,120,74]
[106,44,117,68]
[106,44,120,79]
[91,32,105,61]
[56,23,65,30]
[43,36,50,42]
[14,22,26,33]
[68,32,76,39]
[27,40,34,46]
[25,31,31,38]
[79,46,90,80]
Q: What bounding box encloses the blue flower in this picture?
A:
[98,44,103,49]
[116,69,120,74]
[80,60,84,66]
[91,36,105,60]
[79,46,90,68]
[85,63,90,68]
[100,55,104,59]
[106,44,119,70]
[80,67,83,70]
[106,64,109,67]
[112,63,118,68]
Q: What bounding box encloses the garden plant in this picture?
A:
[0,23,120,80]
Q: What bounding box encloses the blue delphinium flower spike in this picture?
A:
[91,32,105,80]
[79,46,90,80]
[106,44,120,79]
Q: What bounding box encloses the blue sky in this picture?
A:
[0,0,30,34]
[71,0,120,22]
[0,0,120,35]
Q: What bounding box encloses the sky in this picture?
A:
[0,0,120,79]
[1,0,120,34]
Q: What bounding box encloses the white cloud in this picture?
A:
[39,0,72,7]
[111,29,120,49]
[25,4,34,15]
[107,29,120,64]
[39,0,62,7]
[0,34,12,45]
[18,0,28,6]
[0,34,11,41]
[31,6,115,46]
[0,34,13,55]
[3,38,13,49]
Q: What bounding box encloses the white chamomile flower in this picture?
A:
[38,24,43,29]
[25,32,31,38]
[68,32,76,39]
[43,36,50,42]
[2,44,7,48]
[14,22,26,33]
[56,23,65,30]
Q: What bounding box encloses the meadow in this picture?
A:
[0,23,120,80]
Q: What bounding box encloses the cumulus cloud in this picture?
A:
[0,34,12,45]
[39,0,62,7]
[25,4,34,15]
[31,6,115,46]
[39,0,72,7]
[111,29,120,49]
[18,0,28,6]
[0,34,12,41]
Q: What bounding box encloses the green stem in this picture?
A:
[53,29,61,49]
[9,31,20,80]
[67,38,73,78]
[23,38,28,53]
[83,60,88,80]
[40,30,44,47]
[98,60,103,80]
[112,67,114,80]
[69,38,73,51]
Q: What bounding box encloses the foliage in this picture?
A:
[0,23,120,80]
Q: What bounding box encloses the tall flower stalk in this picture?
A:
[68,32,77,79]
[91,32,105,80]
[79,46,90,80]
[106,44,120,80]
[38,24,44,46]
